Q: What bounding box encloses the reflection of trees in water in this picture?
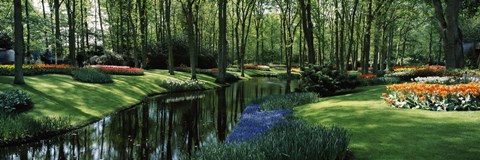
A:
[0,78,298,159]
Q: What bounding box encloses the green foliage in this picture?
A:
[159,80,205,92]
[0,32,12,49]
[190,122,350,160]
[251,92,320,111]
[71,68,113,84]
[0,90,33,113]
[0,112,70,142]
[359,77,401,86]
[298,65,360,96]
[277,73,301,79]
[147,37,217,69]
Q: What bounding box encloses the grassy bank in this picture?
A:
[295,85,480,159]
[0,70,219,126]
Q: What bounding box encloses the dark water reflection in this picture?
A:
[0,78,298,160]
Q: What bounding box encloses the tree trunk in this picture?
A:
[361,0,373,74]
[217,0,227,83]
[41,0,49,49]
[25,0,30,56]
[432,0,464,68]
[299,0,316,65]
[181,0,198,80]
[14,0,25,84]
[166,0,174,75]
[54,0,61,64]
[98,0,106,52]
[67,0,76,66]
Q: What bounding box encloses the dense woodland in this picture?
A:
[1,0,479,84]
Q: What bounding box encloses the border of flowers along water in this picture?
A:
[191,92,352,160]
[226,104,292,143]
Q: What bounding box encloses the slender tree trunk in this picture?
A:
[54,0,61,64]
[217,0,227,83]
[41,0,49,49]
[14,0,25,84]
[25,0,30,56]
[299,0,316,64]
[361,0,373,74]
[166,0,174,75]
[67,0,76,66]
[98,0,106,52]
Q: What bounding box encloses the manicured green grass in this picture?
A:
[295,85,480,160]
[0,70,219,126]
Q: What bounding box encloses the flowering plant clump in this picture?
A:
[358,74,377,79]
[0,64,74,76]
[159,80,205,92]
[412,76,456,84]
[244,64,270,70]
[382,82,480,111]
[87,65,144,75]
[226,105,292,143]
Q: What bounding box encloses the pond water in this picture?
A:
[0,78,298,160]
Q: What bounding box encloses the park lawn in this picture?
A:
[0,69,220,126]
[295,85,480,160]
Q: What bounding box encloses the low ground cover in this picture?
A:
[295,85,480,159]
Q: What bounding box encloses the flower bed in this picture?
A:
[358,74,377,79]
[87,65,144,75]
[226,104,292,143]
[383,82,480,111]
[244,64,270,70]
[0,64,74,76]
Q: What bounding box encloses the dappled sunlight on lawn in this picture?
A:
[295,85,480,160]
[0,70,220,126]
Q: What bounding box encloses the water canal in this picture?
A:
[0,78,298,159]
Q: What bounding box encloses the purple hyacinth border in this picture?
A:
[226,104,292,143]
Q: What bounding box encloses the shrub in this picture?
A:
[191,122,350,160]
[298,65,360,96]
[147,37,217,69]
[250,92,319,111]
[159,80,205,92]
[0,32,13,49]
[0,90,33,113]
[72,68,113,84]
[383,82,480,111]
[277,73,301,79]
[359,77,401,86]
[0,112,70,142]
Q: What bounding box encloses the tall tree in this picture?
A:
[53,0,62,64]
[66,0,76,66]
[24,0,30,55]
[217,0,228,83]
[14,0,25,84]
[180,0,200,80]
[275,0,297,75]
[166,0,174,75]
[432,0,464,68]
[41,0,49,49]
[235,0,256,77]
[298,0,316,65]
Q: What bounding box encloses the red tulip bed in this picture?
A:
[89,65,144,76]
